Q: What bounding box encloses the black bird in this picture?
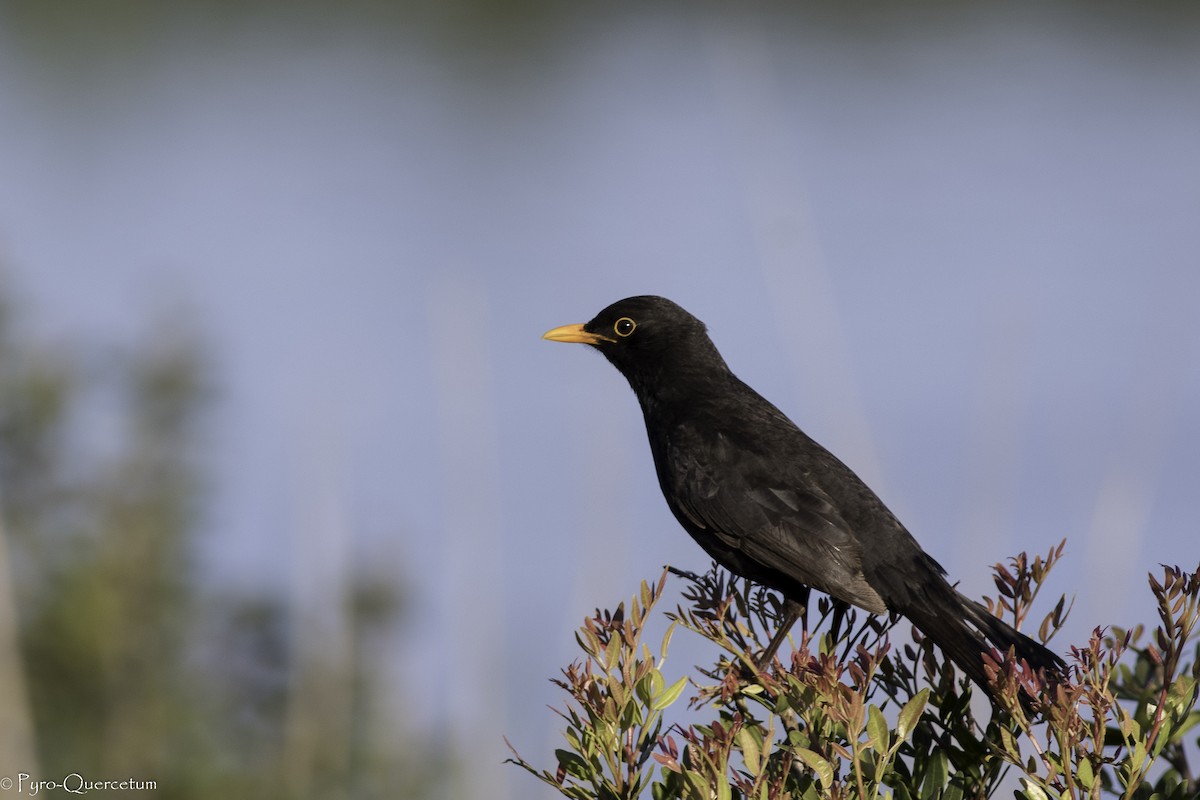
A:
[544,295,1064,695]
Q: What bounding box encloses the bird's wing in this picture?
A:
[666,429,889,614]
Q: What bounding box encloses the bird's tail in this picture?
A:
[908,585,1065,702]
[962,594,1067,676]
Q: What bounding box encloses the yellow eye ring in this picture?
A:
[613,317,636,337]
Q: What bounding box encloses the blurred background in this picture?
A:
[0,2,1197,798]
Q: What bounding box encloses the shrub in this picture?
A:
[508,542,1200,800]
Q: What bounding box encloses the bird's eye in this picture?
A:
[613,317,636,337]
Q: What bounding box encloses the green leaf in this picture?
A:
[1120,713,1141,742]
[637,667,665,706]
[661,621,677,661]
[620,696,644,728]
[1020,780,1050,800]
[683,770,708,800]
[555,748,593,780]
[999,723,1021,761]
[1131,740,1148,772]
[1076,756,1095,790]
[857,749,879,782]
[920,749,947,800]
[653,675,689,711]
[794,747,833,788]
[737,727,762,776]
[867,705,889,752]
[897,688,929,740]
[1173,710,1200,739]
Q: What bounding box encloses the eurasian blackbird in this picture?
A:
[544,295,1064,695]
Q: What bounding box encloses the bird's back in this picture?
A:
[639,371,934,615]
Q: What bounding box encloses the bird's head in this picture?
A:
[543,295,729,398]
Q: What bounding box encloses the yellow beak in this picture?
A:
[542,323,615,345]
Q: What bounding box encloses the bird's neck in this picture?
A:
[629,354,737,423]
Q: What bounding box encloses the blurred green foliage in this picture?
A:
[0,286,451,799]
